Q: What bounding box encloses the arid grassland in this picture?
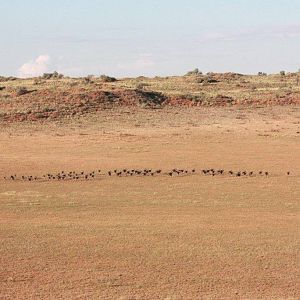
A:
[0,73,299,299]
[1,72,300,122]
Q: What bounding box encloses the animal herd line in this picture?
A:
[3,168,293,182]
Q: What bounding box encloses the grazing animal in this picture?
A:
[5,166,282,183]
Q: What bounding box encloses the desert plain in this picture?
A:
[0,73,299,299]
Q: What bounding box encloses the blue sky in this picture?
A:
[1,0,300,77]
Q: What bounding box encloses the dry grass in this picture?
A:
[0,106,299,299]
[0,73,300,121]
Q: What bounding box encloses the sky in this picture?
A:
[1,0,300,77]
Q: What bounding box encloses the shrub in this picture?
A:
[196,75,219,84]
[138,90,166,107]
[258,72,267,76]
[136,83,150,90]
[185,68,202,76]
[280,71,286,76]
[42,71,64,79]
[0,76,17,82]
[99,75,117,82]
[42,73,52,79]
[15,87,29,96]
[33,78,45,85]
[83,75,93,84]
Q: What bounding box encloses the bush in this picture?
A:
[185,68,202,76]
[280,71,286,76]
[33,78,45,85]
[197,76,219,84]
[99,75,117,82]
[42,73,52,79]
[136,83,150,90]
[258,72,267,76]
[15,87,30,96]
[83,75,94,84]
[42,71,64,79]
[0,76,17,82]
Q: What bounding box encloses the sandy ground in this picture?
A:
[0,106,299,299]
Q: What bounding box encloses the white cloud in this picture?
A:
[18,54,50,78]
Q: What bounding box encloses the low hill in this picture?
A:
[0,72,299,122]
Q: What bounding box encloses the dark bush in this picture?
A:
[185,68,202,76]
[137,90,166,107]
[99,75,117,82]
[42,71,64,79]
[0,76,17,82]
[16,87,30,96]
[280,71,286,76]
[83,75,94,84]
[197,76,219,84]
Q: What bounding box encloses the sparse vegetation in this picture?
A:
[185,68,202,76]
[0,76,17,82]
[258,72,267,76]
[136,82,150,90]
[15,86,30,96]
[99,74,117,82]
[0,72,299,122]
[42,71,64,79]
[83,75,94,84]
[0,104,299,299]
